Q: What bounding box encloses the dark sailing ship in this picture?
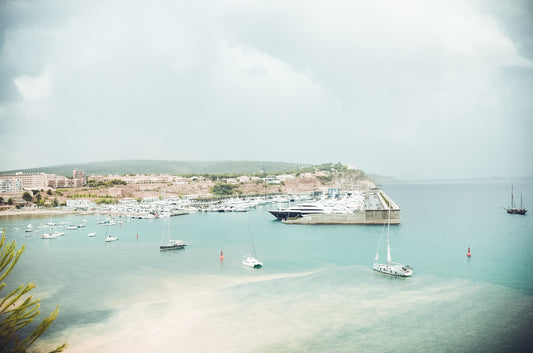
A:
[505,186,527,215]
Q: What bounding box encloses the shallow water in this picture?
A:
[2,179,532,352]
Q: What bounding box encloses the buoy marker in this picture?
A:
[220,250,224,261]
[467,246,471,257]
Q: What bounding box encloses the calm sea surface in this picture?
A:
[2,179,532,352]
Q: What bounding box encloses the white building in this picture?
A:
[265,176,281,184]
[0,172,47,189]
[277,174,295,182]
[238,176,251,183]
[66,199,97,210]
[0,179,23,193]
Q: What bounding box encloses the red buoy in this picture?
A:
[220,250,224,260]
[467,247,471,257]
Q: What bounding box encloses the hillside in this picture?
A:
[1,160,308,176]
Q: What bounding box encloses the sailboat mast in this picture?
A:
[249,226,257,257]
[251,237,257,257]
[387,207,392,264]
[511,185,515,209]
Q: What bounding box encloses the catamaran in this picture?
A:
[242,226,263,268]
[373,209,412,277]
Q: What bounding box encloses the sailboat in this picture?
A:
[373,208,412,277]
[41,220,62,239]
[159,218,186,250]
[505,186,527,215]
[242,226,263,268]
[104,225,118,242]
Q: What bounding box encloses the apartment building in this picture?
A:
[0,169,87,191]
[0,179,23,193]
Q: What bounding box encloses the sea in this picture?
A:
[2,179,532,353]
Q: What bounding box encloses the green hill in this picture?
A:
[1,160,308,176]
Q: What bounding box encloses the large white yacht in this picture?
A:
[269,193,364,221]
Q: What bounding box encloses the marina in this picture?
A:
[270,190,401,224]
[2,188,400,225]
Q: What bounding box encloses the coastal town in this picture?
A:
[0,164,399,224]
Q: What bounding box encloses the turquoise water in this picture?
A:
[2,180,532,352]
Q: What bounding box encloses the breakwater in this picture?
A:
[283,190,400,225]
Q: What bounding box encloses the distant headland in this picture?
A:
[0,160,309,177]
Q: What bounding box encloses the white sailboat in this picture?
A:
[159,218,186,250]
[42,221,62,239]
[41,233,59,239]
[242,226,263,268]
[373,208,412,277]
[104,225,118,242]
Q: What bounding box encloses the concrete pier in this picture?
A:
[283,190,400,225]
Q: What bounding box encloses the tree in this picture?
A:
[52,198,58,207]
[46,190,52,196]
[211,183,240,196]
[21,192,32,205]
[0,228,66,352]
[7,198,13,206]
[0,197,4,205]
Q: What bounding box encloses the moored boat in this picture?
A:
[42,233,59,239]
[242,226,262,268]
[505,186,527,215]
[160,240,186,250]
[372,209,412,277]
[242,255,263,268]
[104,226,118,242]
[159,218,186,250]
[105,235,118,242]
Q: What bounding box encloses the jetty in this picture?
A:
[281,190,400,225]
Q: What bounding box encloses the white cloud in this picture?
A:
[14,74,52,101]
[0,0,532,178]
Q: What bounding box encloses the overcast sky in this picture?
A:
[1,0,532,179]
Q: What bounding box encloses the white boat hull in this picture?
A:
[373,262,412,277]
[42,233,59,239]
[160,240,186,250]
[242,256,263,268]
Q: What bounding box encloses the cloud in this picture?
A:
[14,74,52,100]
[0,0,531,178]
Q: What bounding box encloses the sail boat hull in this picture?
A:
[506,208,527,215]
[373,262,413,277]
[242,256,263,268]
[160,240,187,250]
[373,208,413,277]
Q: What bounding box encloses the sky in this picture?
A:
[1,0,532,180]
